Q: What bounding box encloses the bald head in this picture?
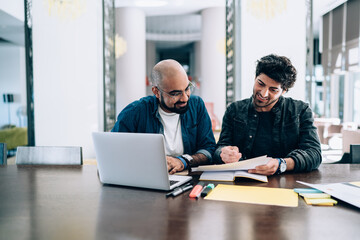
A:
[151,59,187,87]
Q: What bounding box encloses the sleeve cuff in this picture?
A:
[176,156,187,169]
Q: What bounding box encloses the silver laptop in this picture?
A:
[92,132,192,191]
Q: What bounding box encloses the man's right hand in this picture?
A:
[220,146,242,163]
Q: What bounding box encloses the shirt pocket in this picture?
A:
[186,122,198,141]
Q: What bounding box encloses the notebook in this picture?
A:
[92,132,192,191]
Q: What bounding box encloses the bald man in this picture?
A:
[112,59,216,174]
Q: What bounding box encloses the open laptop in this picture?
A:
[92,132,192,191]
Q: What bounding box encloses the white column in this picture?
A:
[115,8,146,113]
[200,7,226,124]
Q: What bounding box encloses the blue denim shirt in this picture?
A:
[112,95,216,161]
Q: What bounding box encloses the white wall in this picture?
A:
[241,1,306,101]
[0,45,26,127]
[32,0,103,158]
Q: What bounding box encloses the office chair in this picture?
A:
[350,144,360,163]
[16,146,83,165]
[0,143,7,165]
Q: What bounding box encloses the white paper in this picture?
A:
[192,155,269,172]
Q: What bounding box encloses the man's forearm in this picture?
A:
[190,153,210,168]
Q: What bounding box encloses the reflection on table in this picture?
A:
[0,164,359,240]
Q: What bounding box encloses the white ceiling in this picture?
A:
[0,9,24,46]
[0,0,349,47]
[115,0,225,16]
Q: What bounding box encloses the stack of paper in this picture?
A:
[297,181,360,208]
[294,188,337,206]
[192,155,270,182]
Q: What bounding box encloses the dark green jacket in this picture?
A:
[214,96,322,172]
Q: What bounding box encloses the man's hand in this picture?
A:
[166,156,184,174]
[220,146,242,163]
[248,158,279,176]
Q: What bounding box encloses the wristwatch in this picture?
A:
[181,154,194,168]
[276,158,287,175]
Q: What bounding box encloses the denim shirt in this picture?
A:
[214,96,322,172]
[112,95,216,161]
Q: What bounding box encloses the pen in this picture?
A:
[201,183,215,197]
[172,184,193,197]
[189,182,205,198]
[166,183,192,198]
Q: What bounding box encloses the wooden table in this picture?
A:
[0,164,359,240]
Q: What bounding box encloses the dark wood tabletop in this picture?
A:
[0,164,359,240]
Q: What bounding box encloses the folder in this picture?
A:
[205,184,298,207]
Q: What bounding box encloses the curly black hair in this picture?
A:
[255,54,297,91]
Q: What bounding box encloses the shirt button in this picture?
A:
[249,135,253,139]
[254,114,257,117]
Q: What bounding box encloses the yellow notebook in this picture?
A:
[205,184,298,207]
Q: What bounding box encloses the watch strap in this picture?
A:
[176,156,188,169]
[276,158,285,175]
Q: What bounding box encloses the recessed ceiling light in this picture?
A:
[135,0,168,7]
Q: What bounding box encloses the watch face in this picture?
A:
[280,162,287,172]
[182,154,193,162]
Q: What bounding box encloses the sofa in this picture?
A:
[0,125,28,150]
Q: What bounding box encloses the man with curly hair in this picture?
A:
[213,54,322,175]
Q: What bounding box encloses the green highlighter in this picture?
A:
[201,184,215,197]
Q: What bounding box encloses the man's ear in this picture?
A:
[152,86,160,98]
[281,88,288,95]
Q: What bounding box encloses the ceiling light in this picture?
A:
[135,0,168,7]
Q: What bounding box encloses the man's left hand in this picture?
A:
[248,158,279,176]
[166,156,184,174]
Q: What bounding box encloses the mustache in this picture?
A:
[175,101,187,105]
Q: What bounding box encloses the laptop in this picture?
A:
[92,132,192,191]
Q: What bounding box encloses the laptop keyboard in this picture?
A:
[169,180,179,186]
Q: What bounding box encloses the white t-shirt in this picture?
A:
[158,105,184,156]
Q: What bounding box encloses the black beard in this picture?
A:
[252,94,278,110]
[159,94,189,114]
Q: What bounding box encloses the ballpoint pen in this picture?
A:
[166,183,193,198]
[172,184,193,197]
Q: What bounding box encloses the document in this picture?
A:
[192,155,269,172]
[192,155,269,182]
[297,180,360,208]
[205,184,298,207]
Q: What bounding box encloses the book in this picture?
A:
[192,155,270,182]
[199,170,268,182]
